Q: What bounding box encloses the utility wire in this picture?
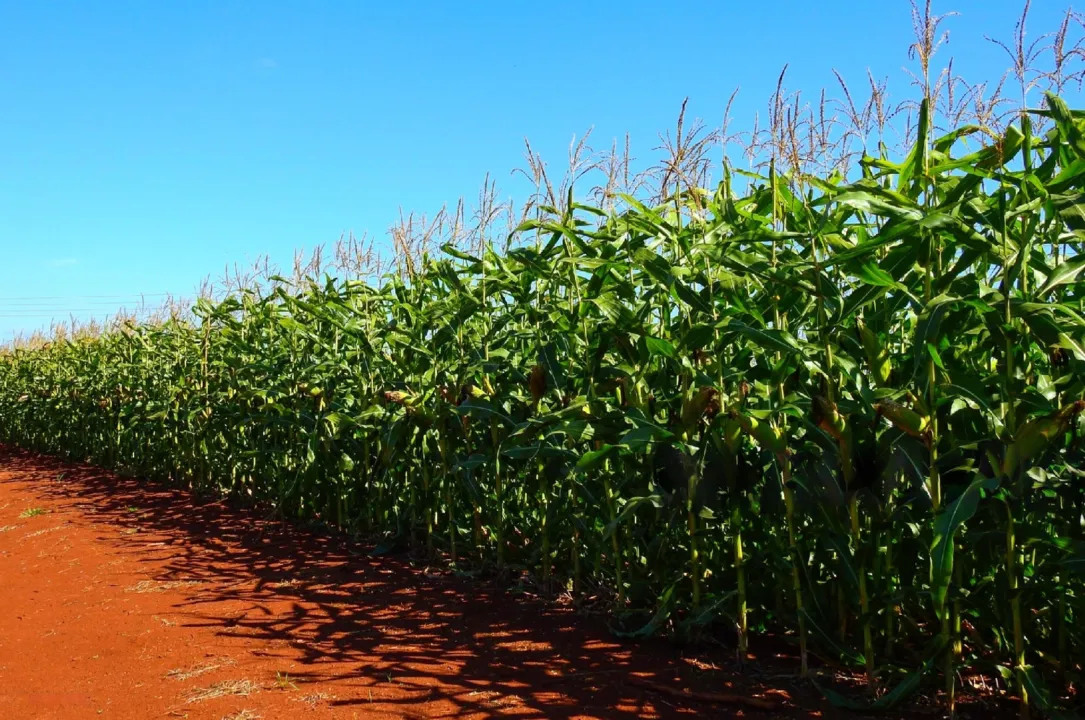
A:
[0,301,167,305]
[0,293,176,301]
[0,312,158,318]
[0,293,192,317]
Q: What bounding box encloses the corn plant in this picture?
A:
[3,85,1085,717]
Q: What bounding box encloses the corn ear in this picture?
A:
[721,416,743,453]
[735,412,787,455]
[681,386,719,431]
[812,395,846,441]
[857,319,891,386]
[875,399,930,439]
[1002,400,1085,476]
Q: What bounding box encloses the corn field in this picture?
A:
[5,13,1085,716]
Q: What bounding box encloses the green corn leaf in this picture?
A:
[574,443,620,473]
[930,473,1000,615]
[644,336,676,358]
[456,398,515,427]
[1037,252,1085,295]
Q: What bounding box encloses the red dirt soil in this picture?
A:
[0,446,982,719]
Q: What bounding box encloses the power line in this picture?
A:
[0,293,193,318]
[0,293,177,300]
[0,311,160,318]
[0,303,171,309]
[0,293,196,331]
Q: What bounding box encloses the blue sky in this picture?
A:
[1,0,1080,340]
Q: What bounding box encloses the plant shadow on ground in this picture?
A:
[1,446,1010,719]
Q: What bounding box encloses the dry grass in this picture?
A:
[292,692,330,706]
[467,689,524,709]
[220,711,261,720]
[270,578,300,589]
[185,679,259,704]
[21,524,67,539]
[167,657,235,681]
[126,579,204,594]
[0,525,17,533]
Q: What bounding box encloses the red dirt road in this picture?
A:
[0,447,814,719]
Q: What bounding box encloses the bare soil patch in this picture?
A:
[0,446,1012,718]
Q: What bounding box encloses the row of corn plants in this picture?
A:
[3,95,1085,716]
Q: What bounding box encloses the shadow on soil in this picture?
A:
[1,446,841,719]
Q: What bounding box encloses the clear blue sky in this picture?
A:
[1,0,1079,340]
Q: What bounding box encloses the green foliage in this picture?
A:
[3,97,1085,714]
